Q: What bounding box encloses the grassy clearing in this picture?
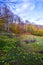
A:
[20,35,43,52]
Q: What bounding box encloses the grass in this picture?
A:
[0,34,43,65]
[20,34,43,52]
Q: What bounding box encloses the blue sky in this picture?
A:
[0,0,43,25]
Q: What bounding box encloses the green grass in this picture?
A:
[0,35,43,65]
[20,35,43,52]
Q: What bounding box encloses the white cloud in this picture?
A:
[34,20,43,25]
[16,8,20,12]
[31,17,43,25]
[8,0,17,2]
[30,4,35,10]
[7,0,35,16]
[22,4,28,8]
[15,1,35,15]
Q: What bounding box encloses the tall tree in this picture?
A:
[2,4,14,32]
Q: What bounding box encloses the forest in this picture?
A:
[0,4,43,65]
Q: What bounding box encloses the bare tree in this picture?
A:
[2,4,14,32]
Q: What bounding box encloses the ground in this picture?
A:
[0,33,43,65]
